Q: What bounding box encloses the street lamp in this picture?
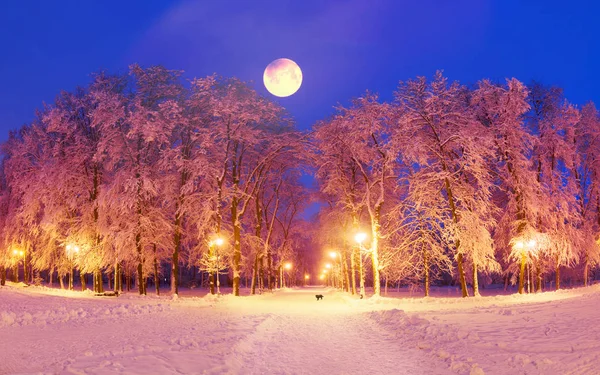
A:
[209,237,225,295]
[65,244,80,291]
[354,232,367,297]
[513,239,537,294]
[282,262,292,288]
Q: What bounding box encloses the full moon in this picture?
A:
[263,58,302,97]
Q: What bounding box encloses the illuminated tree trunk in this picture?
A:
[23,252,29,285]
[423,247,430,297]
[359,252,365,297]
[94,268,104,293]
[535,261,542,292]
[80,274,86,291]
[251,254,259,295]
[518,252,526,294]
[136,231,145,295]
[472,261,480,297]
[443,176,468,297]
[342,251,350,293]
[350,248,357,295]
[172,211,181,295]
[555,255,561,290]
[114,262,121,292]
[232,196,242,296]
[251,196,262,295]
[371,217,381,296]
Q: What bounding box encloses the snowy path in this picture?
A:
[3,284,600,374]
[224,288,444,374]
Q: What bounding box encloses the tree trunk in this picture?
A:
[114,262,121,292]
[350,248,357,295]
[23,252,29,285]
[154,244,160,296]
[342,251,350,293]
[0,266,5,286]
[457,253,468,297]
[371,226,381,296]
[424,247,430,297]
[259,257,264,293]
[172,228,180,296]
[136,232,145,295]
[536,263,542,292]
[384,275,388,296]
[359,252,365,297]
[555,255,561,290]
[59,274,64,290]
[518,252,526,294]
[232,198,242,296]
[472,261,480,297]
[583,253,589,287]
[80,273,86,291]
[443,176,468,297]
[251,253,259,295]
[94,268,104,293]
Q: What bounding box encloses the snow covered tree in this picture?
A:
[527,83,580,290]
[394,72,498,298]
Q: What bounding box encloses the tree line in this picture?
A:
[312,72,600,297]
[0,65,309,295]
[2,66,599,299]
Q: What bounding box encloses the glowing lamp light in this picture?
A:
[322,269,328,274]
[284,262,292,270]
[19,251,24,256]
[325,263,332,269]
[329,251,337,259]
[319,274,325,280]
[305,274,310,280]
[528,240,536,248]
[354,232,367,244]
[12,249,18,256]
[514,241,524,250]
[214,238,224,246]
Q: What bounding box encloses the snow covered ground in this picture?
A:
[1,283,600,375]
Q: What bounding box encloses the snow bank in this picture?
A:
[0,301,171,328]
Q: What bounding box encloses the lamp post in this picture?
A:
[65,244,80,291]
[304,274,310,286]
[283,262,292,287]
[354,232,367,297]
[514,239,537,294]
[210,237,225,295]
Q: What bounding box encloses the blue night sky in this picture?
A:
[1,0,599,140]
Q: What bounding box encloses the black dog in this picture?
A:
[315,294,324,301]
